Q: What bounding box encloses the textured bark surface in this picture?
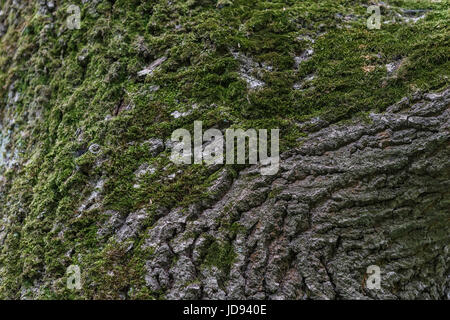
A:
[0,0,448,300]
[144,89,450,299]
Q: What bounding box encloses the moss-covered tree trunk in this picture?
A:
[0,0,448,299]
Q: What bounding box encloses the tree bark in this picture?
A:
[144,89,449,299]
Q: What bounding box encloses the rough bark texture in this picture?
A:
[0,0,448,300]
[145,89,450,300]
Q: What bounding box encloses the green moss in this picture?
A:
[268,187,283,200]
[0,0,448,299]
[202,238,237,275]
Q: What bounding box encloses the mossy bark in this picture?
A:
[0,0,448,299]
